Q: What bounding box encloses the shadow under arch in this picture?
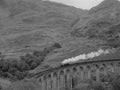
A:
[80,66,84,71]
[59,70,64,76]
[65,69,72,89]
[47,74,52,90]
[59,70,65,90]
[86,65,91,80]
[86,65,91,70]
[79,66,84,80]
[73,67,77,72]
[99,65,107,82]
[41,75,47,90]
[72,67,78,89]
[48,74,51,78]
[52,72,58,90]
[53,72,57,77]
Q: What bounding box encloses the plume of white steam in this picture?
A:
[62,48,116,64]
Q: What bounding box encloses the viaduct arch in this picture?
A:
[32,59,120,90]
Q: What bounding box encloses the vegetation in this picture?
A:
[65,72,120,90]
[90,73,120,90]
[3,68,120,90]
[6,79,41,90]
[0,42,61,81]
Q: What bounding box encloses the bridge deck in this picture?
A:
[32,59,120,78]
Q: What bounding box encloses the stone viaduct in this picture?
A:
[32,59,120,90]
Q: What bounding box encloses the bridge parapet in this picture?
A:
[33,59,120,90]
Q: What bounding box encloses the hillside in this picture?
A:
[45,0,120,66]
[0,0,119,77]
[0,0,119,67]
[0,0,87,58]
[0,0,120,89]
[72,0,120,47]
[0,0,120,88]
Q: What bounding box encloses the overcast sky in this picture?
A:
[49,0,104,9]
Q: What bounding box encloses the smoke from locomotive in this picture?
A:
[62,48,116,64]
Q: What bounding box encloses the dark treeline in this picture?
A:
[0,43,61,81]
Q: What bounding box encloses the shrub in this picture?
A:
[0,85,2,90]
[89,81,105,90]
[30,62,38,69]
[0,60,11,72]
[111,77,120,90]
[16,61,30,72]
[33,51,46,57]
[53,43,62,49]
[8,68,17,75]
[0,47,50,81]
[72,83,90,90]
[6,79,41,90]
[9,60,18,69]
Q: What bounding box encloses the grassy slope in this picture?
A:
[41,0,120,68]
[0,0,87,57]
[0,0,100,64]
[0,0,119,72]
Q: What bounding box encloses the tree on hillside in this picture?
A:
[109,73,120,90]
[1,61,10,72]
[33,51,45,57]
[8,68,17,75]
[53,43,62,49]
[16,61,30,72]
